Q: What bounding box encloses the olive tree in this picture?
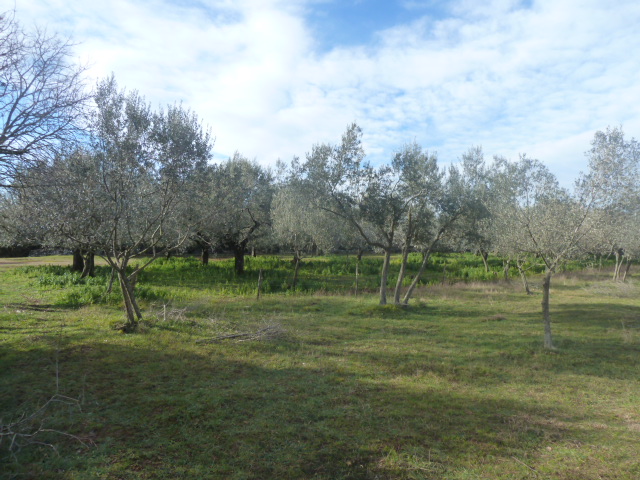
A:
[582,127,640,280]
[492,154,607,349]
[200,154,273,274]
[300,125,453,305]
[271,177,360,288]
[23,76,212,330]
[397,158,490,305]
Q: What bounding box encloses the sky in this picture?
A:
[11,0,640,184]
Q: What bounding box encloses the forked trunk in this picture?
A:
[613,249,623,281]
[116,267,143,332]
[542,270,554,349]
[402,249,434,305]
[379,249,392,305]
[118,272,138,331]
[503,260,510,281]
[517,263,532,295]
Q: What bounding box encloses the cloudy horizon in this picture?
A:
[13,0,640,184]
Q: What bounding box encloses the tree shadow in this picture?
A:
[0,335,622,479]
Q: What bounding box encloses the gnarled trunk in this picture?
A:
[80,251,95,278]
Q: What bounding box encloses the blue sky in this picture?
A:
[13,0,640,184]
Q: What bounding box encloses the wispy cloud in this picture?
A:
[15,0,640,183]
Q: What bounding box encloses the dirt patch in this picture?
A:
[0,255,108,269]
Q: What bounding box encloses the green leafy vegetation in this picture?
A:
[1,255,638,479]
[13,252,585,304]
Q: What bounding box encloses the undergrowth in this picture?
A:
[13,253,607,309]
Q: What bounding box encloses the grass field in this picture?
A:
[1,254,639,479]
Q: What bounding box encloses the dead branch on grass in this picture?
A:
[0,393,91,461]
[196,323,286,344]
[1,349,93,462]
[154,303,189,323]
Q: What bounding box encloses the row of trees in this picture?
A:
[1,12,638,347]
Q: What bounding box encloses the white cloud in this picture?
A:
[12,0,640,183]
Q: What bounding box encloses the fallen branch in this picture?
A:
[511,455,539,477]
[1,353,93,462]
[197,323,285,344]
[1,393,90,461]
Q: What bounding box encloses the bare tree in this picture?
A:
[0,11,89,187]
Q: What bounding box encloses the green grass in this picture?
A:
[1,255,638,479]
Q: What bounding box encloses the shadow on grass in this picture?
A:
[0,336,616,480]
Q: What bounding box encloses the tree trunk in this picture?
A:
[516,261,532,295]
[201,247,209,266]
[118,271,138,331]
[80,251,95,278]
[165,250,172,260]
[393,243,411,304]
[402,248,435,305]
[379,249,392,305]
[542,270,554,349]
[613,248,624,281]
[251,246,257,257]
[127,272,143,321]
[503,260,510,281]
[72,249,84,273]
[355,258,359,297]
[234,247,245,275]
[106,267,116,294]
[622,258,632,282]
[256,269,263,299]
[479,249,489,272]
[292,252,301,290]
